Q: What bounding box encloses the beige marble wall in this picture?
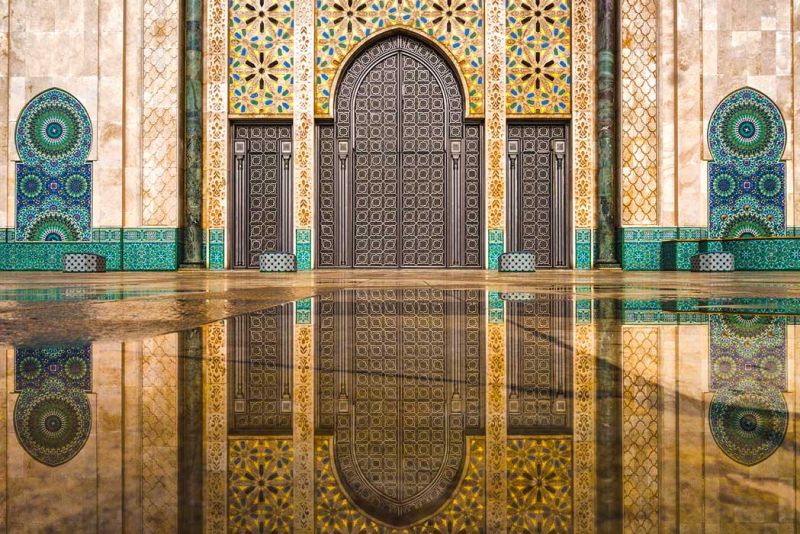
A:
[1,0,180,230]
[660,0,796,227]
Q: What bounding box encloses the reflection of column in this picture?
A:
[179,328,203,529]
[123,342,143,531]
[574,320,596,532]
[595,299,622,532]
[293,299,315,531]
[142,335,179,532]
[203,321,227,532]
[486,292,507,531]
[293,0,315,270]
[0,347,7,532]
[484,0,507,268]
[621,327,659,532]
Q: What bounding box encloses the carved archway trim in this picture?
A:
[327,27,471,119]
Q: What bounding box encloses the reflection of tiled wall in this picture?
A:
[506,0,571,115]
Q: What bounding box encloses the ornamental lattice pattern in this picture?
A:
[204,322,228,532]
[620,0,658,224]
[229,0,294,114]
[573,322,595,532]
[572,0,594,229]
[506,0,572,115]
[205,0,228,231]
[315,436,486,531]
[142,0,180,226]
[621,327,659,533]
[507,438,573,532]
[314,0,484,116]
[228,439,294,531]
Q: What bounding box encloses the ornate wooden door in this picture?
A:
[317,34,483,268]
[507,123,570,268]
[231,123,293,269]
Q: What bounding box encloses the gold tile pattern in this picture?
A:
[293,321,315,530]
[313,0,484,117]
[506,0,572,115]
[507,438,573,531]
[294,0,315,238]
[228,439,294,531]
[315,436,486,532]
[485,0,507,234]
[620,0,658,225]
[622,327,659,532]
[573,322,596,532]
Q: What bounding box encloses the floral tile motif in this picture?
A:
[228,438,294,532]
[507,437,573,532]
[314,0,484,115]
[229,0,295,114]
[506,0,571,114]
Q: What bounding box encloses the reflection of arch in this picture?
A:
[329,27,470,118]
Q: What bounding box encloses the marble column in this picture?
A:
[594,298,622,532]
[182,0,204,266]
[595,0,620,267]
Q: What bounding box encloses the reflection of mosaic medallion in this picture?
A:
[18,356,43,382]
[709,380,787,466]
[16,89,92,175]
[23,212,82,242]
[14,379,91,466]
[721,314,774,339]
[708,88,785,166]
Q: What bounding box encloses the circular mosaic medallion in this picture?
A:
[719,212,775,239]
[708,88,785,166]
[14,379,91,467]
[64,173,89,199]
[18,356,43,382]
[23,212,82,242]
[709,380,787,466]
[15,89,92,174]
[758,172,782,198]
[63,356,89,383]
[711,171,736,198]
[19,174,43,199]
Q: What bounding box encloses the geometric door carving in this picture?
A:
[231,122,293,269]
[507,123,571,268]
[318,34,483,268]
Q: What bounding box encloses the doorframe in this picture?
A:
[506,119,573,269]
[228,119,294,269]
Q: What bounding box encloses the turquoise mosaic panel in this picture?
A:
[208,228,225,270]
[122,228,179,271]
[723,238,800,270]
[575,229,592,270]
[488,291,504,324]
[295,298,312,324]
[488,229,504,270]
[576,298,592,324]
[620,227,709,271]
[296,228,311,271]
[0,227,180,271]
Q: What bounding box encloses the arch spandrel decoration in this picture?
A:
[707,88,786,239]
[15,88,93,243]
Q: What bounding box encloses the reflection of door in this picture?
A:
[231,123,293,269]
[317,34,483,268]
[507,123,570,268]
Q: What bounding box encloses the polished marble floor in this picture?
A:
[0,271,799,531]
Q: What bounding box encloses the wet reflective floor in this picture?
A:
[0,274,799,532]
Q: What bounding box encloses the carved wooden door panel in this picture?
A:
[507,123,570,268]
[317,34,482,268]
[231,123,293,269]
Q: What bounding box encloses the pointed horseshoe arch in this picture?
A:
[317,32,484,268]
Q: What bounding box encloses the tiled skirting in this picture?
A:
[0,228,179,271]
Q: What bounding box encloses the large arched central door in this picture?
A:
[317,34,483,268]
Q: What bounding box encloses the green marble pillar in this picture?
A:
[594,298,623,532]
[182,0,204,267]
[178,327,204,531]
[595,0,620,267]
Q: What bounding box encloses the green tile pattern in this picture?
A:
[488,229,504,270]
[296,229,311,271]
[575,229,593,270]
[207,228,225,271]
